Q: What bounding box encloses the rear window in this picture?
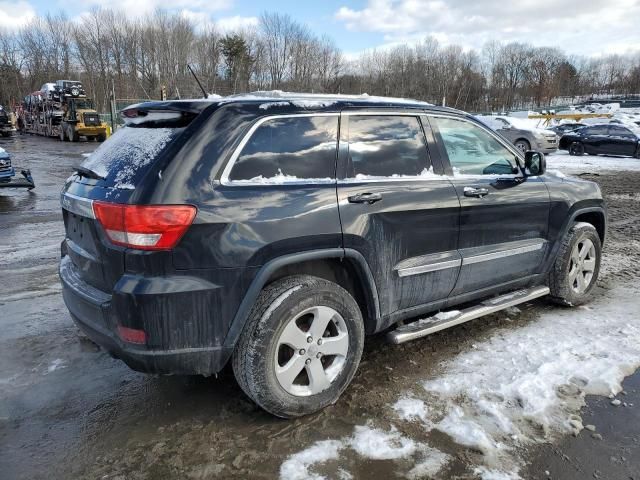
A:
[228,115,338,182]
[81,126,183,189]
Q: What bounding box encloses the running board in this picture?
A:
[387,286,550,344]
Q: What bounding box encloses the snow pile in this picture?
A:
[81,126,175,188]
[282,285,640,478]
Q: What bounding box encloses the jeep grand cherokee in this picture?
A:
[59,93,606,417]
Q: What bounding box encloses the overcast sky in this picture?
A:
[2,0,639,57]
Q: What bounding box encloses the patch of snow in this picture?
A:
[406,448,451,479]
[230,168,333,185]
[284,284,640,479]
[123,111,183,125]
[474,467,520,480]
[259,101,290,110]
[279,425,446,480]
[290,99,337,109]
[279,439,343,480]
[393,397,429,423]
[546,150,640,174]
[352,166,441,181]
[81,126,175,186]
[435,310,461,321]
[46,359,66,373]
[350,425,416,460]
[420,285,640,476]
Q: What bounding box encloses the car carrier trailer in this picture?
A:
[17,80,108,142]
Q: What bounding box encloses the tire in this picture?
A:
[514,139,530,153]
[68,127,79,142]
[569,142,584,156]
[97,133,107,142]
[549,222,601,307]
[232,274,365,418]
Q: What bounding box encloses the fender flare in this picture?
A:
[543,206,607,272]
[222,248,380,348]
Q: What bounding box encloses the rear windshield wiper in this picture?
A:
[75,166,105,180]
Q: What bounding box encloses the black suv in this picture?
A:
[60,93,606,417]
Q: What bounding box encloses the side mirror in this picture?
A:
[524,151,546,176]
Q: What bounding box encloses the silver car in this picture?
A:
[476,115,558,154]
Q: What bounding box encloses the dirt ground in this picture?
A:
[1,134,639,479]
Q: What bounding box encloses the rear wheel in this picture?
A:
[97,133,107,142]
[514,139,530,153]
[549,222,601,306]
[569,142,584,156]
[232,275,365,418]
[68,127,79,142]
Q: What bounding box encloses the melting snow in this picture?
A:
[282,285,640,478]
[279,425,435,480]
[279,440,343,480]
[230,168,333,185]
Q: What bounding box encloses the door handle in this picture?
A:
[348,192,383,204]
[463,186,490,198]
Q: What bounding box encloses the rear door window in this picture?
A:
[347,115,431,178]
[585,125,608,135]
[228,115,338,182]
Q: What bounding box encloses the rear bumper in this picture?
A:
[59,255,232,375]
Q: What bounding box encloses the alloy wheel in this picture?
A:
[274,306,349,397]
[568,238,597,294]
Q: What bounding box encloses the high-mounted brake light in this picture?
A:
[93,202,196,250]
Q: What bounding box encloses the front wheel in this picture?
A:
[514,139,530,153]
[569,142,584,156]
[232,275,365,418]
[549,222,601,306]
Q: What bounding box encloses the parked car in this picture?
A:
[475,115,558,153]
[548,123,586,136]
[559,124,640,157]
[0,147,15,182]
[0,106,16,137]
[60,94,606,417]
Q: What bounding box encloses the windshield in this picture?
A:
[73,99,94,110]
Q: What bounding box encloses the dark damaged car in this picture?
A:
[59,93,606,417]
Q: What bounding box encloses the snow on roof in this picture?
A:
[223,90,432,107]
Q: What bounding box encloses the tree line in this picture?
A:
[1,9,639,113]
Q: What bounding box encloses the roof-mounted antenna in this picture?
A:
[187,64,208,99]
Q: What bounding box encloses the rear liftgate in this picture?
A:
[387,286,550,344]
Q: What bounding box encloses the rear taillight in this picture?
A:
[117,325,147,344]
[93,202,196,250]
